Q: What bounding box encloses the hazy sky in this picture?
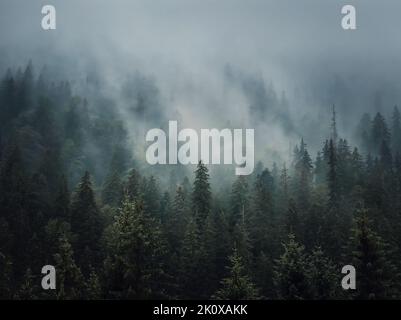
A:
[1,0,401,163]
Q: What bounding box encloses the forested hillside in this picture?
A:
[1,62,401,300]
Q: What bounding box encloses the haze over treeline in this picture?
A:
[1,0,401,165]
[2,1,401,300]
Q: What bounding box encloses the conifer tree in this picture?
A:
[54,175,70,221]
[124,168,142,201]
[308,247,339,299]
[293,139,313,209]
[213,248,260,300]
[54,235,85,300]
[180,218,206,298]
[85,269,102,300]
[274,234,311,299]
[70,171,103,272]
[166,186,188,254]
[250,169,276,256]
[15,268,39,300]
[349,209,399,299]
[143,175,161,218]
[192,161,211,228]
[204,210,231,294]
[101,170,122,207]
[371,112,390,156]
[230,176,249,230]
[104,197,167,299]
[327,139,339,208]
[160,191,172,224]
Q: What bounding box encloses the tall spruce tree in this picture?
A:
[70,171,103,273]
[192,161,211,228]
[54,235,85,300]
[104,197,167,299]
[274,234,311,299]
[348,209,400,299]
[213,248,260,300]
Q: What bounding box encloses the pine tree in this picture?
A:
[314,151,326,187]
[293,139,313,209]
[54,175,70,221]
[213,248,260,300]
[276,163,290,217]
[180,218,205,298]
[15,61,33,115]
[371,112,390,156]
[192,161,211,228]
[250,168,276,256]
[0,144,34,277]
[160,191,172,224]
[70,171,103,273]
[230,176,249,230]
[0,70,16,123]
[274,234,311,299]
[101,146,127,207]
[308,247,339,299]
[327,139,339,208]
[356,113,372,154]
[85,269,102,299]
[104,197,167,299]
[331,104,338,144]
[166,186,188,254]
[204,210,230,294]
[101,170,122,207]
[15,268,39,300]
[348,209,399,299]
[143,175,161,218]
[54,235,85,300]
[285,199,302,240]
[124,168,142,201]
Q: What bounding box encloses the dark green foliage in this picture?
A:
[101,170,122,207]
[2,62,401,300]
[70,171,103,273]
[230,176,249,230]
[54,235,85,300]
[124,168,142,201]
[274,234,311,299]
[143,175,161,218]
[348,209,400,299]
[192,161,211,228]
[104,197,167,299]
[213,248,260,300]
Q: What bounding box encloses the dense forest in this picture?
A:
[1,62,401,300]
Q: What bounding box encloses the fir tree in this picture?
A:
[104,197,167,299]
[70,171,103,272]
[213,248,260,300]
[274,234,311,299]
[54,235,85,300]
[124,168,142,201]
[230,176,249,230]
[192,161,211,228]
[308,247,339,299]
[349,209,399,299]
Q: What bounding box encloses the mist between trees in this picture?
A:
[1,61,401,300]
